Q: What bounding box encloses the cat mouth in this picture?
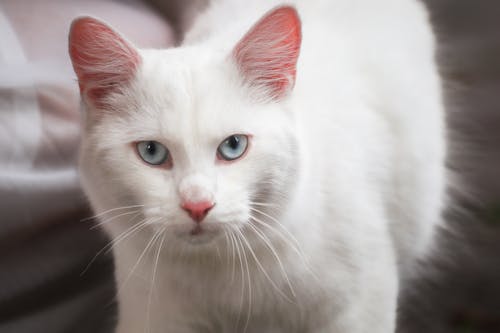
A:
[174,223,223,245]
[190,225,204,236]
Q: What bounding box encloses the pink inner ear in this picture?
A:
[69,17,140,106]
[233,6,302,100]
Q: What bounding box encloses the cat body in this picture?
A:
[69,0,445,332]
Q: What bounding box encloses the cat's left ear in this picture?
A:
[232,6,302,101]
[68,17,140,108]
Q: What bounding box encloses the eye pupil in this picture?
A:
[229,136,239,150]
[146,142,156,154]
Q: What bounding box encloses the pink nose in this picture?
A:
[181,201,215,222]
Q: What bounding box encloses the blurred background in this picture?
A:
[0,0,499,332]
[399,1,500,332]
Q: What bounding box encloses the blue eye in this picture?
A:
[217,135,249,161]
[136,141,169,166]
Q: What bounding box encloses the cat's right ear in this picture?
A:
[68,17,140,108]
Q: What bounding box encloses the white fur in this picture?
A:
[76,0,445,332]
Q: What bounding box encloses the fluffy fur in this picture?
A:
[69,0,446,332]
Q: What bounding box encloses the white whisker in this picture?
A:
[233,228,252,333]
[249,201,279,208]
[80,204,146,222]
[147,231,166,333]
[81,214,149,276]
[247,222,296,299]
[228,230,237,284]
[248,213,302,259]
[234,226,294,303]
[90,210,141,230]
[250,214,321,285]
[118,222,164,295]
[249,206,302,250]
[230,230,245,331]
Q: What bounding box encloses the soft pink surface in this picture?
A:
[0,0,176,234]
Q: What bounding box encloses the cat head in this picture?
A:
[69,6,302,249]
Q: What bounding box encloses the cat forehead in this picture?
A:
[137,47,242,110]
[125,47,257,140]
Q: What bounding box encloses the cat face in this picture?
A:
[70,7,302,248]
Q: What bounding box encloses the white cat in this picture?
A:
[69,0,445,332]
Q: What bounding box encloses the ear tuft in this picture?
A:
[233,6,302,100]
[68,17,140,107]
